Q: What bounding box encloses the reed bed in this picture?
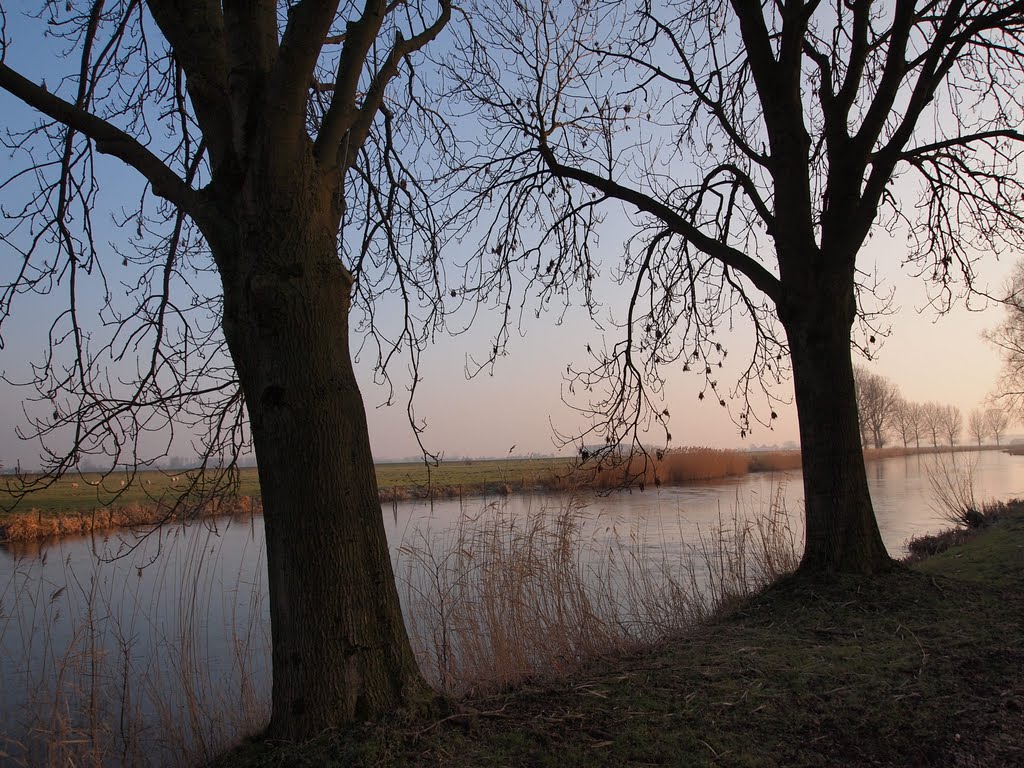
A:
[1,489,802,766]
[746,449,803,472]
[553,447,801,491]
[0,497,261,544]
[398,489,801,696]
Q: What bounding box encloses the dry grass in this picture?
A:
[0,497,260,544]
[2,488,803,765]
[398,490,800,697]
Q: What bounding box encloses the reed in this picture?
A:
[398,489,801,696]
[926,450,983,528]
[746,449,803,473]
[0,497,261,544]
[1,490,802,765]
[555,447,807,492]
[0,519,269,767]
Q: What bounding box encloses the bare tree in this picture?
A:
[986,407,1012,447]
[907,402,925,450]
[853,366,900,449]
[940,404,963,447]
[920,402,945,449]
[0,1,452,739]
[453,0,1024,573]
[968,408,988,446]
[988,260,1024,417]
[890,398,917,449]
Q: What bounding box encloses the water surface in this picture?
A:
[1,449,1020,764]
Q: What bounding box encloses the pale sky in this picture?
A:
[0,8,1019,471]
[353,229,1017,462]
[2,231,1013,469]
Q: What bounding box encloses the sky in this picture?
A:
[1,222,1014,469]
[353,229,1017,462]
[0,4,1019,471]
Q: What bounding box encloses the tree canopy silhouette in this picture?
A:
[451,0,1024,573]
[0,0,452,739]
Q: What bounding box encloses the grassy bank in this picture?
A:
[214,502,1024,768]
[0,445,1007,543]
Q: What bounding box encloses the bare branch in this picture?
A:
[0,62,196,210]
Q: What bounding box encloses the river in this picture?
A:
[1,449,1021,765]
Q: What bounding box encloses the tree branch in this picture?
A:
[316,0,452,167]
[896,129,1024,159]
[145,0,234,170]
[267,0,341,162]
[536,143,782,302]
[0,62,197,211]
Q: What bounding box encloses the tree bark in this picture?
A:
[214,172,434,739]
[782,289,894,575]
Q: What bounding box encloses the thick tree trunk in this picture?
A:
[783,297,893,575]
[216,197,434,739]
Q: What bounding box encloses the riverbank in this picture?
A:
[214,500,1024,767]
[0,445,1008,543]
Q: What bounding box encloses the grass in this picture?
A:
[376,456,572,501]
[0,445,1007,544]
[212,502,1024,768]
[397,491,799,697]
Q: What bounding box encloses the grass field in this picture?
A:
[0,457,573,517]
[0,445,1002,542]
[214,502,1024,767]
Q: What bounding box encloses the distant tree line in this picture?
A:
[853,366,1012,450]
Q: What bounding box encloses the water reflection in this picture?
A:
[1,449,1023,765]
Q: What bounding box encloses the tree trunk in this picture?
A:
[782,296,893,575]
[216,193,434,739]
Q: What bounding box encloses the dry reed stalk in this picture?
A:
[926,452,982,527]
[0,498,262,544]
[398,490,801,697]
[0,518,269,767]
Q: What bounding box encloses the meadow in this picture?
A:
[0,444,1000,542]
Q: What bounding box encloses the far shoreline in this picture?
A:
[0,444,1011,545]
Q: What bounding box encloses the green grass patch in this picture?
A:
[375,457,573,496]
[0,469,262,516]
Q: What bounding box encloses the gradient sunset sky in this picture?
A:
[0,6,1018,471]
